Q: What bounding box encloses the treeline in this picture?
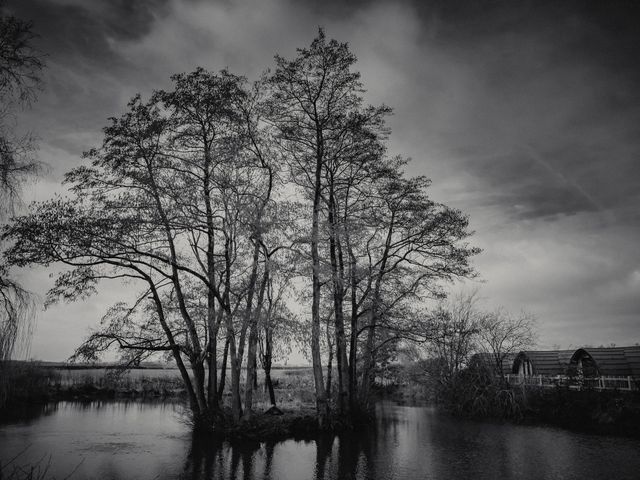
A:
[380,292,537,409]
[2,30,477,430]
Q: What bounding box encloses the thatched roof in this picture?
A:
[469,352,516,375]
[511,350,574,376]
[569,346,640,377]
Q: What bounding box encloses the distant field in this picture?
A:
[48,365,316,408]
[1,362,319,409]
[52,365,314,387]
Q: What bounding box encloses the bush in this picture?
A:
[0,362,60,408]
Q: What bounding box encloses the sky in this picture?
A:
[3,0,640,361]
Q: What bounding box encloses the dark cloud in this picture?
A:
[381,0,640,221]
[9,0,169,39]
[3,0,639,358]
[4,0,174,159]
[5,0,169,66]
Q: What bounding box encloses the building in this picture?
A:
[511,350,574,377]
[567,346,640,378]
[468,352,516,376]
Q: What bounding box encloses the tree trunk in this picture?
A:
[262,296,277,407]
[222,233,242,421]
[238,241,261,368]
[228,340,242,421]
[326,341,333,401]
[311,126,328,426]
[204,145,219,414]
[218,337,229,401]
[327,186,349,414]
[347,240,359,413]
[264,363,277,406]
[360,213,395,408]
[207,331,219,411]
[253,358,258,390]
[146,167,209,413]
[148,279,201,420]
[244,263,268,419]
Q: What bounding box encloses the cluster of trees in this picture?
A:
[2,30,478,429]
[424,291,536,402]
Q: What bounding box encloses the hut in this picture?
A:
[511,350,574,377]
[568,346,640,378]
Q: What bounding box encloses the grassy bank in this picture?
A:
[372,362,640,438]
[521,387,640,437]
[0,362,378,442]
[0,362,187,407]
[0,362,317,406]
[0,362,322,425]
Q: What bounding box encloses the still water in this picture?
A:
[1,400,639,479]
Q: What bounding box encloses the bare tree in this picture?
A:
[477,308,537,380]
[427,291,483,386]
[269,30,479,419]
[268,28,387,423]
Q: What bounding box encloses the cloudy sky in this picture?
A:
[4,0,640,361]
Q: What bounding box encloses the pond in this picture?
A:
[1,400,639,479]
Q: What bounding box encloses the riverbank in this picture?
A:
[0,363,187,407]
[380,376,640,439]
[0,362,316,405]
[519,387,640,437]
[0,362,367,441]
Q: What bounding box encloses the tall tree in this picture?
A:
[269,28,392,421]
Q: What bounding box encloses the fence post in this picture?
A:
[628,376,632,391]
[539,375,542,387]
[599,377,604,389]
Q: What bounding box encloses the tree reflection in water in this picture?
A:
[4,402,640,480]
[180,430,379,480]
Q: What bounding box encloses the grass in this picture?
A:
[0,362,318,411]
[0,362,58,408]
[0,362,187,407]
[1,362,370,441]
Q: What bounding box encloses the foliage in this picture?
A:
[0,7,44,212]
[0,7,43,393]
[0,361,55,408]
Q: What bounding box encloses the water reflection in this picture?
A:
[2,400,640,480]
[0,401,60,425]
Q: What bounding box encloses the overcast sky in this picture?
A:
[4,0,640,361]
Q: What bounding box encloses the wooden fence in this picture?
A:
[505,374,637,391]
